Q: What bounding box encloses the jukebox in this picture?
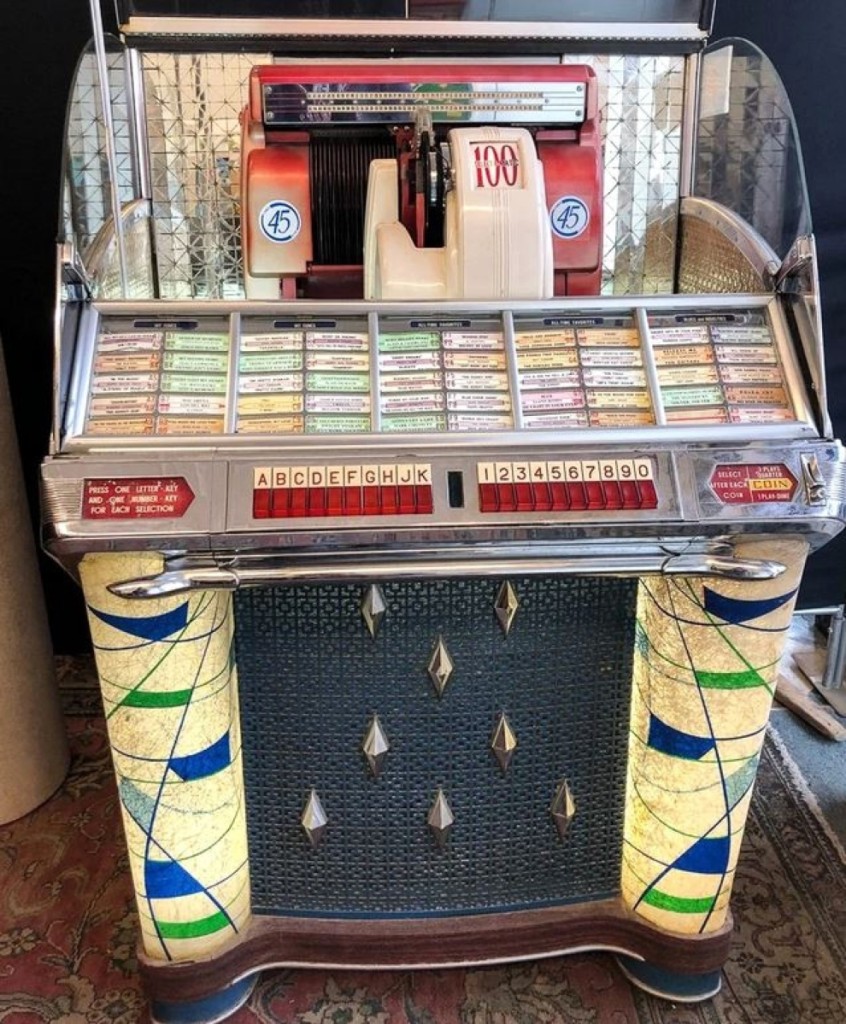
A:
[44,1,845,1021]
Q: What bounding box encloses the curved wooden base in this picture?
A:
[139,898,733,1013]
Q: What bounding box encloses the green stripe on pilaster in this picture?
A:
[695,669,767,690]
[122,689,193,709]
[642,889,717,914]
[157,911,230,939]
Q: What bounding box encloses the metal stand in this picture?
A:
[794,605,846,717]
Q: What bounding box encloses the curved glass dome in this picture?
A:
[694,37,812,260]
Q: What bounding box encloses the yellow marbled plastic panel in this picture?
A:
[79,552,250,961]
[622,539,808,934]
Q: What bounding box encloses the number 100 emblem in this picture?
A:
[550,196,590,240]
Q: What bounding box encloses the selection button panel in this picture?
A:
[477,458,657,513]
[253,463,433,519]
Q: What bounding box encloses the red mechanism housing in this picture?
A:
[242,63,603,299]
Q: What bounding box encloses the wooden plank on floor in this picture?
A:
[794,648,846,717]
[776,672,846,741]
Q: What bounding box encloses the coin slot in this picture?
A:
[447,471,465,509]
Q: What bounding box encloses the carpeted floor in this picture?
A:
[1,663,845,1024]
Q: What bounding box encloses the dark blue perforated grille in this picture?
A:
[236,576,635,917]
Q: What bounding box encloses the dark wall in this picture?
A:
[0,2,96,652]
[0,2,843,654]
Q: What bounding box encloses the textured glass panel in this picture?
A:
[694,40,811,260]
[92,210,155,300]
[565,54,685,295]
[142,53,684,299]
[143,52,269,299]
[64,46,136,255]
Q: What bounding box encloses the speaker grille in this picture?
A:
[236,576,635,917]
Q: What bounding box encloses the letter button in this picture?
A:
[253,488,271,519]
[308,486,327,517]
[416,484,434,514]
[289,486,308,518]
[345,486,363,516]
[398,484,416,514]
[271,487,291,518]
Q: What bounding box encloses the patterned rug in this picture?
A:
[1,660,845,1024]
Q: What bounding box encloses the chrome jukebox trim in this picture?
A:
[121,18,708,45]
[261,80,589,128]
[679,50,701,199]
[60,293,819,453]
[107,541,786,599]
[635,307,667,427]
[90,0,129,296]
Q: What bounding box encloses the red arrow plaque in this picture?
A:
[82,478,196,520]
[709,463,797,505]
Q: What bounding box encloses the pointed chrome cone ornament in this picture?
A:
[491,713,518,773]
[494,581,520,636]
[550,780,576,841]
[361,584,387,638]
[427,788,455,848]
[301,789,328,848]
[362,715,390,778]
[427,636,454,697]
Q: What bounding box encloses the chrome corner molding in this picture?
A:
[679,50,701,200]
[89,0,129,296]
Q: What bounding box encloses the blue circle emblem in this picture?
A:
[550,196,590,240]
[259,200,302,244]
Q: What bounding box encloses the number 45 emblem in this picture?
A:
[259,200,302,244]
[550,196,590,240]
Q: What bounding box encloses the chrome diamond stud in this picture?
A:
[494,581,520,636]
[361,584,387,639]
[301,789,328,848]
[427,788,454,848]
[491,713,518,773]
[427,636,454,697]
[550,780,576,841]
[362,715,390,778]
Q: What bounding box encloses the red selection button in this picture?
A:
[476,458,659,514]
[398,484,416,514]
[416,485,434,514]
[253,464,435,519]
[550,482,569,511]
[345,486,363,516]
[638,479,658,509]
[83,478,195,520]
[271,487,290,518]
